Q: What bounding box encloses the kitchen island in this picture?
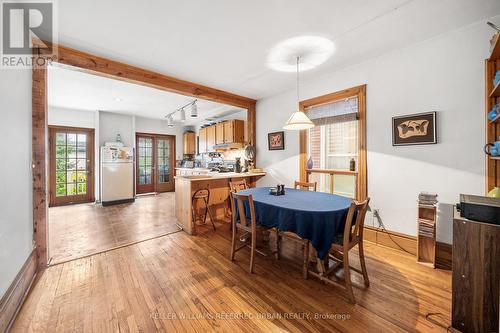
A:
[175,172,266,234]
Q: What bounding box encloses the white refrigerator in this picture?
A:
[100,146,135,206]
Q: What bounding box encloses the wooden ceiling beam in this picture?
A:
[35,41,256,109]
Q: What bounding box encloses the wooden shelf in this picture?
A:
[490,156,500,160]
[490,81,500,98]
[489,34,500,61]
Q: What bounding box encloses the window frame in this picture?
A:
[299,85,367,201]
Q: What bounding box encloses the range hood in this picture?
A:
[213,142,244,150]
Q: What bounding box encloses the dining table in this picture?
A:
[235,187,353,259]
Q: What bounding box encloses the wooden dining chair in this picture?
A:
[230,193,278,273]
[310,198,371,303]
[294,181,317,192]
[228,180,248,230]
[275,180,317,276]
[229,179,248,193]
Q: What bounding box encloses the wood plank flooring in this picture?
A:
[48,193,180,264]
[13,221,452,332]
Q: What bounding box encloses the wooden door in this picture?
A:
[206,125,216,151]
[49,126,95,206]
[136,134,155,194]
[136,133,176,194]
[199,127,207,154]
[215,122,225,144]
[155,135,175,192]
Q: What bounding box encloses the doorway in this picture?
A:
[136,133,176,194]
[48,126,95,206]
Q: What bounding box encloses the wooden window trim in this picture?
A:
[299,85,367,201]
[32,40,257,269]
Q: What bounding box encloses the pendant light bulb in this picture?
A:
[283,56,315,130]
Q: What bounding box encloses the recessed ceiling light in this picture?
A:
[267,36,335,72]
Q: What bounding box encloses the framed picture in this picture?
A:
[392,111,437,146]
[268,131,285,150]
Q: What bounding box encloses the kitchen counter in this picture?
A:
[174,172,266,234]
[175,172,266,181]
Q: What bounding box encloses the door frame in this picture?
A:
[32,40,257,269]
[135,133,176,194]
[48,125,95,206]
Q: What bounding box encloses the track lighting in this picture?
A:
[166,115,174,127]
[190,102,198,118]
[164,99,198,128]
[180,108,186,122]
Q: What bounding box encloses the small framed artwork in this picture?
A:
[268,131,285,150]
[392,111,437,146]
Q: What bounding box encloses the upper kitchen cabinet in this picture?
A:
[198,127,207,154]
[215,122,225,145]
[222,120,244,144]
[183,132,195,155]
[206,125,216,151]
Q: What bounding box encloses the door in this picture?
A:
[224,120,233,143]
[49,126,95,206]
[206,125,216,151]
[156,136,175,192]
[136,133,175,194]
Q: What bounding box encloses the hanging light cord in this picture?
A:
[296,56,300,107]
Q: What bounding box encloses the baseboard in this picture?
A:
[0,250,37,333]
[364,226,452,270]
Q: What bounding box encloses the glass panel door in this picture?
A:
[49,127,94,206]
[156,136,174,192]
[136,135,155,194]
[136,134,175,194]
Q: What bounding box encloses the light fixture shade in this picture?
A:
[190,103,198,118]
[180,109,186,122]
[283,111,315,130]
[166,115,174,128]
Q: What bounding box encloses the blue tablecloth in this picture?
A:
[235,187,352,259]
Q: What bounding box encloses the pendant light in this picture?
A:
[283,56,315,130]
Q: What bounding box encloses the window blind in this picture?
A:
[305,97,358,126]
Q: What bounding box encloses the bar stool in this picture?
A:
[192,188,216,234]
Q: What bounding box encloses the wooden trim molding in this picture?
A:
[0,250,37,333]
[299,85,367,200]
[364,226,452,270]
[32,41,257,268]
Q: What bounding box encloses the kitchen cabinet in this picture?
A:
[206,125,216,151]
[215,122,225,145]
[198,127,207,154]
[224,120,244,144]
[183,132,195,155]
[199,120,245,152]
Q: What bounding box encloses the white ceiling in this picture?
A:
[48,64,245,126]
[54,0,500,99]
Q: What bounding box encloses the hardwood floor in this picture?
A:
[48,193,181,264]
[13,222,451,332]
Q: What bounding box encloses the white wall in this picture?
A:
[48,106,96,128]
[99,111,135,147]
[0,69,34,297]
[257,18,494,244]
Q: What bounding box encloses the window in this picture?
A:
[300,86,366,200]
